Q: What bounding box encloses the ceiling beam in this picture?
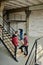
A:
[27,0,41,5]
[25,0,36,5]
[4,0,43,11]
[8,0,34,6]
[5,1,22,7]
[37,0,43,3]
[29,4,43,10]
[5,2,21,7]
[38,0,43,3]
[6,6,29,13]
[4,1,27,10]
[0,0,5,2]
[4,6,16,10]
[29,3,43,7]
[15,0,32,6]
[4,5,21,9]
[0,0,8,2]
[4,4,23,10]
[9,1,27,7]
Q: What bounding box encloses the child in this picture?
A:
[12,31,18,59]
[19,33,28,56]
[19,29,23,40]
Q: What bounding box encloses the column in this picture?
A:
[0,2,4,25]
[25,9,31,38]
[0,2,5,39]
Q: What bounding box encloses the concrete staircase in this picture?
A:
[0,24,24,61]
[0,24,43,65]
[37,44,43,65]
[37,45,43,60]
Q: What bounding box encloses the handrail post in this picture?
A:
[1,27,3,40]
[35,40,38,65]
[2,15,4,40]
[35,40,37,64]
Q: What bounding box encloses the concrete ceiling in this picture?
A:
[4,0,43,10]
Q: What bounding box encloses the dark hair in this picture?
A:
[12,34,16,37]
[15,31,18,34]
[24,33,27,35]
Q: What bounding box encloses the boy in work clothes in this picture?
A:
[19,33,28,56]
[12,31,18,60]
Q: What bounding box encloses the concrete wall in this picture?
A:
[9,11,26,20]
[1,8,43,37]
[10,22,26,34]
[9,9,43,37]
[29,10,43,37]
[9,11,26,34]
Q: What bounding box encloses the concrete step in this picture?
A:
[4,40,14,48]
[37,50,43,59]
[3,38,24,58]
[3,31,9,34]
[37,45,43,53]
[3,34,11,38]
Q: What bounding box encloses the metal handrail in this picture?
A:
[0,38,18,62]
[3,20,15,33]
[25,36,43,65]
[25,40,36,65]
[0,15,15,32]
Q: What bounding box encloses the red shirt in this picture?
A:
[24,36,28,46]
[12,36,18,47]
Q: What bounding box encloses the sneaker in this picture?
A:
[15,57,18,62]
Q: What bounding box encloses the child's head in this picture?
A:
[15,31,18,35]
[24,33,27,36]
[15,31,18,34]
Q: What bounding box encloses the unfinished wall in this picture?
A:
[29,10,43,37]
[9,11,26,20]
[9,11,26,34]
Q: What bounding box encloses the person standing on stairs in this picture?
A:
[12,31,19,60]
[19,29,24,46]
[19,29,23,40]
[19,33,28,56]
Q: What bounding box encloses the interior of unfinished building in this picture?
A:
[0,0,43,65]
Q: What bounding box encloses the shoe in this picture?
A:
[24,53,26,55]
[20,51,23,53]
[16,59,18,62]
[15,57,18,62]
[24,53,28,57]
[19,47,21,49]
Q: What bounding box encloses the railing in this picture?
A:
[0,37,18,62]
[4,20,15,35]
[0,15,15,37]
[25,37,43,65]
[10,26,15,36]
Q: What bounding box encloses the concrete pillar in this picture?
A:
[0,2,5,25]
[25,9,31,38]
[0,2,5,39]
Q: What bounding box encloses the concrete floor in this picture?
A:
[0,37,43,65]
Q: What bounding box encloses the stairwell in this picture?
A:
[0,24,43,65]
[0,24,24,61]
[0,24,29,65]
